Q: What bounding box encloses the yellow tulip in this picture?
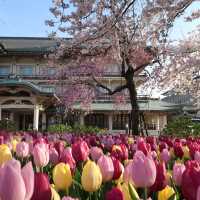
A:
[118,182,139,200]
[81,160,102,192]
[183,146,190,159]
[166,171,172,185]
[53,163,72,191]
[0,144,12,166]
[158,185,176,200]
[11,139,18,152]
[128,137,134,145]
[51,185,61,200]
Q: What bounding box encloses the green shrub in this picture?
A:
[47,123,105,134]
[163,116,200,137]
[47,124,72,133]
[0,119,16,131]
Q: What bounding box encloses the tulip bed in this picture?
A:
[1,131,200,200]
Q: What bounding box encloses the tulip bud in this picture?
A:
[0,144,12,166]
[31,173,52,200]
[72,141,89,162]
[131,151,156,188]
[112,157,123,180]
[105,187,124,200]
[97,155,114,182]
[158,185,176,200]
[32,142,49,167]
[172,163,185,186]
[53,163,72,191]
[49,147,59,165]
[81,160,102,192]
[150,161,167,192]
[160,149,170,163]
[16,141,29,158]
[90,146,103,162]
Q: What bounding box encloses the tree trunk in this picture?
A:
[125,68,139,135]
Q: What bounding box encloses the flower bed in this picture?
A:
[0,130,200,200]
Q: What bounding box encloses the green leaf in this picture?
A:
[128,183,140,200]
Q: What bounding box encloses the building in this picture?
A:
[0,37,177,133]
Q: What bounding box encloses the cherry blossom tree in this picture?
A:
[46,0,198,135]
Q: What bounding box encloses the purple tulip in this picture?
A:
[49,147,59,165]
[160,148,171,163]
[0,159,34,200]
[172,163,186,186]
[16,142,30,158]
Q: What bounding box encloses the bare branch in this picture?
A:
[93,76,127,95]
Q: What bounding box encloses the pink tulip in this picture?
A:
[131,151,156,187]
[49,147,59,165]
[16,141,30,158]
[97,155,114,182]
[195,151,200,163]
[123,161,134,183]
[197,186,200,200]
[32,142,49,167]
[60,147,76,172]
[90,146,103,161]
[0,159,34,200]
[172,163,186,186]
[160,148,170,163]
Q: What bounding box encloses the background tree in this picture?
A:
[46,0,198,135]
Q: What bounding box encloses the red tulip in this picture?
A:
[31,173,51,200]
[150,161,167,192]
[181,161,200,200]
[54,141,65,155]
[72,141,89,162]
[173,142,184,159]
[137,141,151,156]
[105,187,124,200]
[112,157,123,180]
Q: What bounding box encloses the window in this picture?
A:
[48,68,56,75]
[0,66,10,75]
[18,65,34,76]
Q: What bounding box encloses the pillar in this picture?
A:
[157,115,160,131]
[10,112,14,121]
[80,113,84,126]
[33,105,39,131]
[42,112,46,131]
[0,107,1,121]
[108,113,113,132]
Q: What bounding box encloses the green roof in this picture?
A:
[0,37,61,55]
[0,78,54,96]
[73,100,179,112]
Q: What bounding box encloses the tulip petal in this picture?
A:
[22,162,34,200]
[0,160,26,200]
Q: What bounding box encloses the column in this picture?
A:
[0,107,2,121]
[108,113,113,132]
[80,113,84,126]
[33,105,39,131]
[42,112,46,131]
[157,115,160,131]
[10,112,14,121]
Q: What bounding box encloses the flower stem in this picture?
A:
[144,187,148,200]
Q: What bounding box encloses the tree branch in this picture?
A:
[133,59,160,73]
[93,77,127,95]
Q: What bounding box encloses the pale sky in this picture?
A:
[0,0,199,40]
